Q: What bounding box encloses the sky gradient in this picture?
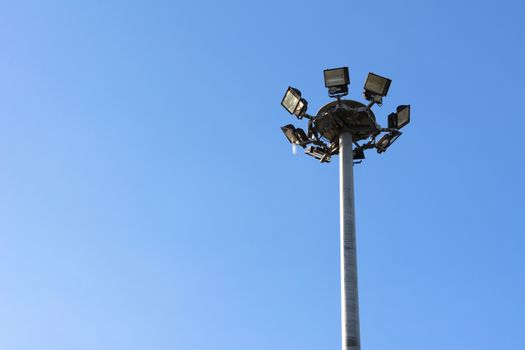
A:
[1,1,524,349]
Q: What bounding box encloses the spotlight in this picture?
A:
[376,134,392,153]
[324,67,350,97]
[305,146,331,162]
[375,132,400,153]
[281,124,308,146]
[388,105,410,130]
[296,99,307,116]
[281,87,308,117]
[364,72,391,103]
[353,147,365,160]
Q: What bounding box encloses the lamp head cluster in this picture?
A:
[280,67,410,163]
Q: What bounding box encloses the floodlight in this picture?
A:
[281,87,307,117]
[364,73,391,102]
[294,128,308,144]
[281,124,308,146]
[305,146,330,162]
[375,134,392,153]
[376,132,401,153]
[324,67,350,97]
[396,105,410,129]
[388,105,410,130]
[353,148,365,160]
[295,99,308,116]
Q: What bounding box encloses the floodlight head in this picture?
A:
[294,128,308,145]
[295,98,308,117]
[281,124,308,146]
[281,124,295,142]
[376,131,401,153]
[281,87,308,118]
[305,146,331,162]
[396,105,410,129]
[364,72,392,103]
[324,67,350,97]
[353,147,365,160]
[388,105,410,130]
[376,134,393,153]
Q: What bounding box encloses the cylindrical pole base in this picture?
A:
[339,132,360,350]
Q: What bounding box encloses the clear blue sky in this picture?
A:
[0,1,524,349]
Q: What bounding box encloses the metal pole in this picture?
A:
[339,132,360,350]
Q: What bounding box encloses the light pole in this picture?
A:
[279,67,410,350]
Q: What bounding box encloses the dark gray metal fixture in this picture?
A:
[280,67,410,163]
[363,72,392,104]
[324,67,350,97]
[281,86,308,118]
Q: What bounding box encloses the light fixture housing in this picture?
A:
[388,105,410,130]
[281,124,308,146]
[376,131,401,153]
[364,72,392,102]
[295,99,307,117]
[281,124,297,144]
[353,148,365,160]
[281,87,307,117]
[305,146,330,162]
[376,134,393,153]
[324,67,350,97]
[397,105,410,129]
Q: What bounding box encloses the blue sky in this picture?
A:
[0,1,524,349]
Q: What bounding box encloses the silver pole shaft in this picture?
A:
[339,132,361,350]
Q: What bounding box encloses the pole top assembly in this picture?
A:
[280,67,411,163]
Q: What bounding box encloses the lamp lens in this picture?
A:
[396,105,410,129]
[324,67,349,87]
[281,125,297,144]
[365,73,391,97]
[282,89,300,114]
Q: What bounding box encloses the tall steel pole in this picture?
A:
[339,132,360,350]
[280,67,409,350]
